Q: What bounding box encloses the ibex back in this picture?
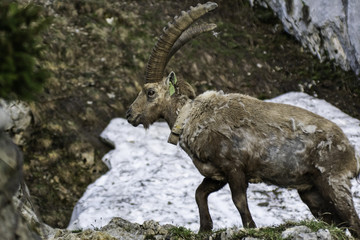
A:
[126,2,360,237]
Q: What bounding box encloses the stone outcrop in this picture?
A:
[50,217,337,240]
[281,226,331,240]
[252,0,360,75]
[0,109,39,240]
[0,100,32,145]
[52,218,174,240]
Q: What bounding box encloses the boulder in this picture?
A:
[0,111,39,239]
[252,0,360,75]
[0,108,54,239]
[281,226,332,240]
[0,100,32,145]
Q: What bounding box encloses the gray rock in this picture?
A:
[100,217,144,240]
[53,218,175,240]
[0,108,11,131]
[13,184,56,239]
[0,130,40,240]
[0,131,23,203]
[0,100,32,145]
[281,226,316,239]
[252,0,360,75]
[281,225,332,240]
[316,229,332,240]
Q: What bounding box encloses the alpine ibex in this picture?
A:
[126,2,360,237]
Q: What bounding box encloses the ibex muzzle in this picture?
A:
[126,2,360,237]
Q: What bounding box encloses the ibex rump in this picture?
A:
[126,2,360,237]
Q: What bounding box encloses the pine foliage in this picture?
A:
[0,2,51,100]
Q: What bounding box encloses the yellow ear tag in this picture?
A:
[168,71,177,96]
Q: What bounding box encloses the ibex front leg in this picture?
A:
[196,178,226,232]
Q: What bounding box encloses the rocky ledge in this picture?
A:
[49,217,343,240]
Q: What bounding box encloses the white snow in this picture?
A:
[68,92,360,231]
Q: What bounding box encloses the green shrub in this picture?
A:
[0,1,51,100]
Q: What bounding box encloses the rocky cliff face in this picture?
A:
[252,0,360,75]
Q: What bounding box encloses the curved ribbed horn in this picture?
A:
[145,2,218,83]
[167,23,217,64]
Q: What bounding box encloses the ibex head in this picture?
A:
[126,2,218,129]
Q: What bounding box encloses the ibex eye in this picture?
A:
[147,89,155,98]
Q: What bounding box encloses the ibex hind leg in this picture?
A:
[298,187,344,226]
[315,175,360,238]
[227,169,256,228]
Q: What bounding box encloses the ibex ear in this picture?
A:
[166,71,178,96]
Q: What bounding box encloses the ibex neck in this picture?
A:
[164,96,192,129]
[167,99,193,145]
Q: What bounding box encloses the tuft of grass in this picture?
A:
[231,225,288,240]
[169,226,196,239]
[231,220,351,240]
[157,220,351,239]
